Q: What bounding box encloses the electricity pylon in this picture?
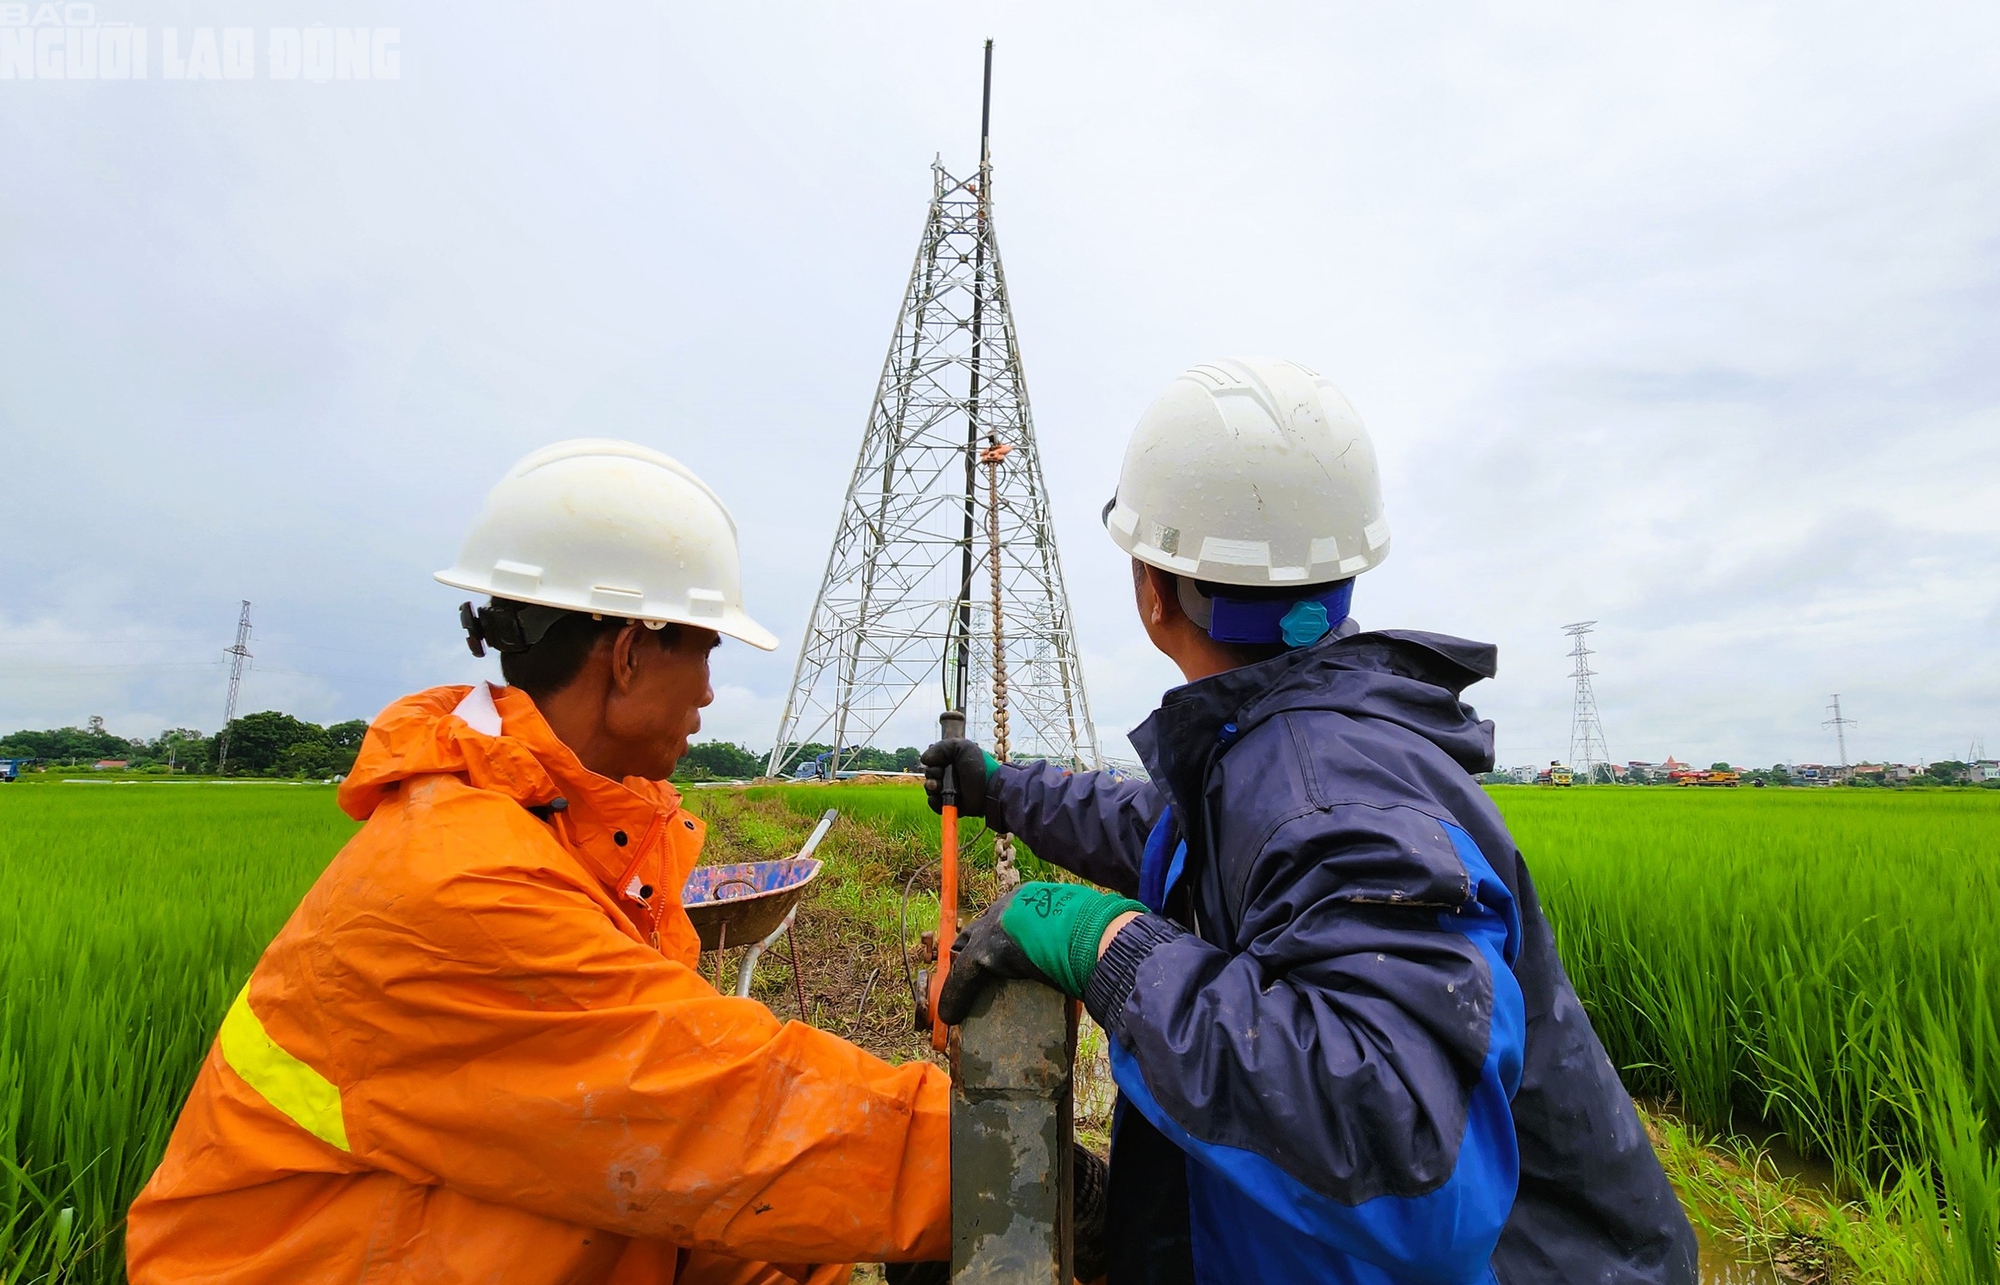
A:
[770,42,1099,780]
[1824,695,1856,768]
[1564,621,1612,784]
[216,600,253,775]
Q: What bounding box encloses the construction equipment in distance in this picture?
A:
[1536,762,1575,787]
[1673,769,1741,788]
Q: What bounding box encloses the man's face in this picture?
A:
[604,625,719,780]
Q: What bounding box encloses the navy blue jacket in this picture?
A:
[984,630,1695,1285]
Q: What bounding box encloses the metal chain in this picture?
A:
[983,445,1019,890]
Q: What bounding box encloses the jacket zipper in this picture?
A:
[612,813,668,949]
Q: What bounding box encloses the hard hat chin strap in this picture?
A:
[1176,578,1354,649]
[459,600,577,658]
[461,600,675,658]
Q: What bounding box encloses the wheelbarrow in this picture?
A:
[681,808,836,1017]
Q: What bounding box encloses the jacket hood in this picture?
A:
[339,683,678,823]
[1130,630,1499,791]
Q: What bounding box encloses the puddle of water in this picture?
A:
[1697,1226,1788,1284]
[1647,1101,1846,1198]
[1644,1101,1847,1282]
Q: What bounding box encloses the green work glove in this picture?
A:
[936,882,1148,1024]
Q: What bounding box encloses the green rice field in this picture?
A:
[0,784,359,1281]
[2,780,1995,1282]
[1508,787,2000,1281]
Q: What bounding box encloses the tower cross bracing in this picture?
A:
[1564,621,1612,784]
[769,48,1098,778]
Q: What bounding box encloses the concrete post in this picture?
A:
[951,979,1075,1284]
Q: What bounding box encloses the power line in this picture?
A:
[0,638,212,650]
[3,662,226,673]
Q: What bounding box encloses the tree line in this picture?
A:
[0,712,366,778]
[0,717,924,784]
[674,742,924,781]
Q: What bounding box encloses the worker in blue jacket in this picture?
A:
[928,357,1696,1285]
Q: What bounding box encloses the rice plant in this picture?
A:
[9,775,1994,1281]
[1501,786,2000,1280]
[0,785,356,1284]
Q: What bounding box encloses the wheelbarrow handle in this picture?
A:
[733,906,800,1000]
[795,808,838,862]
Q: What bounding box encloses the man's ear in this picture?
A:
[1144,565,1182,629]
[608,623,645,693]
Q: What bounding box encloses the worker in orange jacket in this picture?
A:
[127,440,951,1285]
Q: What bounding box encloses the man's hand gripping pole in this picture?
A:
[929,710,965,1052]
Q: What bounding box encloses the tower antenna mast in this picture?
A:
[952,38,995,717]
[1563,621,1612,784]
[217,600,253,775]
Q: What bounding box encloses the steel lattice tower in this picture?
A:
[769,43,1099,779]
[216,600,253,775]
[1824,694,1856,768]
[1563,621,1612,784]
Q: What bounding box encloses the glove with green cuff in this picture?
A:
[936,881,1149,1024]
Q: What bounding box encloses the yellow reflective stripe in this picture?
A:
[218,983,350,1152]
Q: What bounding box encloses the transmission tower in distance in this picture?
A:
[216,600,253,775]
[1824,694,1856,768]
[770,41,1099,779]
[1564,621,1612,784]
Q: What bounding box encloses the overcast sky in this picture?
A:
[4,0,1996,771]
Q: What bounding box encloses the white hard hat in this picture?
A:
[1103,357,1389,587]
[436,439,778,651]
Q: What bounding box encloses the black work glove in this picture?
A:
[936,886,1046,1025]
[920,738,997,818]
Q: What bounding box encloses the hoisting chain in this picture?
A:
[981,441,1018,890]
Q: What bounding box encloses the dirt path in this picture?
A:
[687,790,944,1066]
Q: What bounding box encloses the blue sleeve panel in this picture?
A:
[1096,817,1525,1285]
[983,759,1164,896]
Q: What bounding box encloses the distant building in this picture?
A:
[1624,757,1690,784]
[1971,761,2000,783]
[93,759,129,770]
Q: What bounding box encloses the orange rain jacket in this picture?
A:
[128,682,950,1285]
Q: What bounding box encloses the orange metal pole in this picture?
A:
[931,801,959,1051]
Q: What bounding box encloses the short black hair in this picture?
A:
[489,599,681,700]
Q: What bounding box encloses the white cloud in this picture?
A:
[2,0,1995,770]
